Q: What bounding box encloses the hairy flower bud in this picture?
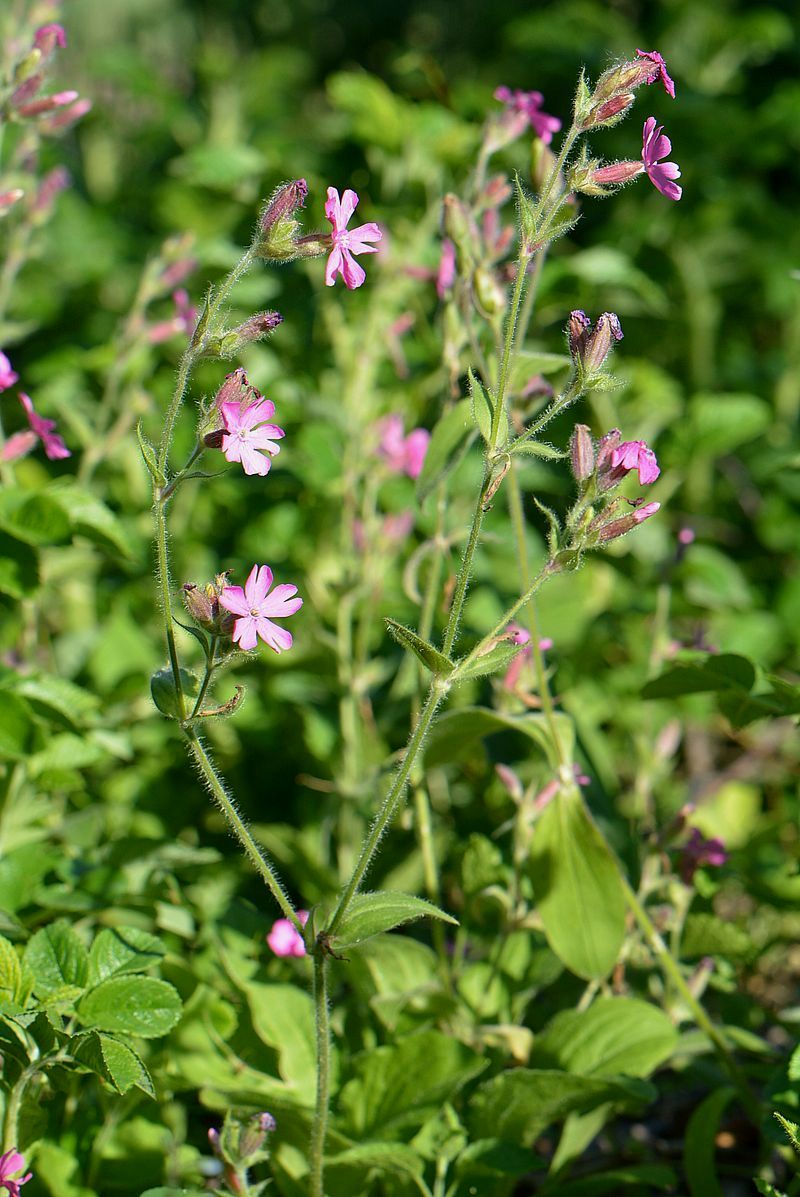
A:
[257,179,308,260]
[570,424,595,481]
[591,160,644,186]
[596,500,660,542]
[568,310,623,374]
[582,92,636,129]
[182,576,236,635]
[473,265,506,316]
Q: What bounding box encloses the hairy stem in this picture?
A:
[309,953,331,1197]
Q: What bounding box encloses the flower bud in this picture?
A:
[257,179,308,259]
[582,92,635,129]
[182,575,235,635]
[568,311,623,375]
[591,160,644,186]
[442,194,478,264]
[38,97,91,133]
[570,424,595,481]
[567,310,591,359]
[34,24,67,57]
[473,265,506,316]
[238,1111,276,1159]
[0,190,25,217]
[203,311,284,358]
[596,500,660,541]
[16,89,78,118]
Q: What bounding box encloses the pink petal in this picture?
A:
[346,222,382,252]
[238,443,272,475]
[219,584,249,616]
[248,564,273,606]
[256,617,294,653]
[336,188,359,227]
[239,397,276,429]
[324,186,342,226]
[249,426,284,452]
[1,430,37,461]
[340,248,366,290]
[325,245,343,286]
[42,432,71,459]
[221,435,244,464]
[638,449,661,483]
[262,584,303,617]
[233,615,259,651]
[404,429,430,479]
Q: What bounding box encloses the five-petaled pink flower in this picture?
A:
[0,1149,32,1197]
[324,187,382,289]
[494,86,562,144]
[267,910,309,958]
[0,351,19,392]
[610,439,661,485]
[377,414,430,480]
[642,117,682,201]
[635,49,676,99]
[219,564,302,653]
[2,392,70,461]
[219,396,285,477]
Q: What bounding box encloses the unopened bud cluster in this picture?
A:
[563,424,661,550]
[567,309,623,379]
[182,575,235,636]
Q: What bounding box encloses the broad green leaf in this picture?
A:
[454,1138,543,1183]
[467,1068,650,1145]
[529,784,626,979]
[0,692,35,758]
[0,843,57,914]
[453,641,523,681]
[509,350,572,389]
[688,392,771,455]
[330,891,457,952]
[77,976,182,1038]
[642,653,756,699]
[245,981,318,1103]
[385,620,454,677]
[27,732,108,775]
[0,934,22,1000]
[326,1142,424,1179]
[24,921,88,997]
[150,667,200,719]
[681,913,752,960]
[72,1029,155,1097]
[49,481,133,557]
[684,1086,736,1197]
[425,706,574,771]
[340,1030,485,1137]
[531,998,678,1077]
[416,399,475,501]
[0,531,39,598]
[0,492,71,546]
[88,927,166,985]
[10,674,98,729]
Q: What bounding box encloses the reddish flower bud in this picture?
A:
[34,24,67,56]
[596,500,660,541]
[570,424,595,481]
[260,179,308,234]
[16,89,78,118]
[591,160,644,186]
[584,92,635,128]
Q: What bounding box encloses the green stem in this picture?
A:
[2,1059,39,1153]
[491,257,529,449]
[442,473,490,657]
[327,683,444,937]
[154,498,186,720]
[622,878,761,1121]
[183,728,303,931]
[191,636,218,719]
[309,952,331,1197]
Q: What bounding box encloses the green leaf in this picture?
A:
[529,784,626,980]
[326,1142,424,1180]
[136,421,165,487]
[330,892,457,952]
[531,998,678,1077]
[72,1029,155,1097]
[509,350,572,389]
[0,531,39,598]
[244,981,318,1103]
[88,927,166,985]
[24,921,88,997]
[0,843,57,914]
[469,368,506,447]
[150,667,200,719]
[425,706,575,772]
[684,1086,736,1197]
[77,976,182,1038]
[468,1068,649,1145]
[0,492,71,546]
[27,732,109,776]
[540,1165,677,1195]
[453,641,523,681]
[415,399,475,501]
[774,1112,800,1153]
[10,673,98,729]
[754,1182,788,1197]
[49,481,133,557]
[0,934,22,1001]
[512,440,565,459]
[454,1139,543,1183]
[642,653,756,699]
[0,692,35,758]
[688,392,771,455]
[340,1030,485,1137]
[385,620,454,677]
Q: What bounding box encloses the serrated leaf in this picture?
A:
[775,1112,800,1153]
[415,399,475,501]
[385,620,454,676]
[684,1086,736,1197]
[77,975,181,1038]
[136,421,165,487]
[27,732,108,775]
[72,1030,155,1097]
[0,692,35,758]
[0,934,22,1001]
[24,921,88,997]
[10,673,98,729]
[453,641,523,681]
[88,927,165,985]
[754,1182,788,1197]
[529,784,626,980]
[330,891,457,952]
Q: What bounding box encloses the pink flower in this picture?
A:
[494,86,562,144]
[679,828,727,884]
[324,187,382,289]
[219,564,302,653]
[267,910,309,958]
[436,238,456,298]
[219,395,284,477]
[34,24,67,55]
[635,49,676,99]
[147,289,197,344]
[377,415,430,480]
[0,1149,32,1197]
[610,439,660,485]
[0,351,19,392]
[2,392,70,461]
[642,117,682,202]
[502,626,553,691]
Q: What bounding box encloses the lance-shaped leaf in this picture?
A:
[415,399,476,501]
[453,641,524,682]
[330,891,457,952]
[385,619,454,677]
[136,421,165,487]
[529,783,626,980]
[469,369,507,448]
